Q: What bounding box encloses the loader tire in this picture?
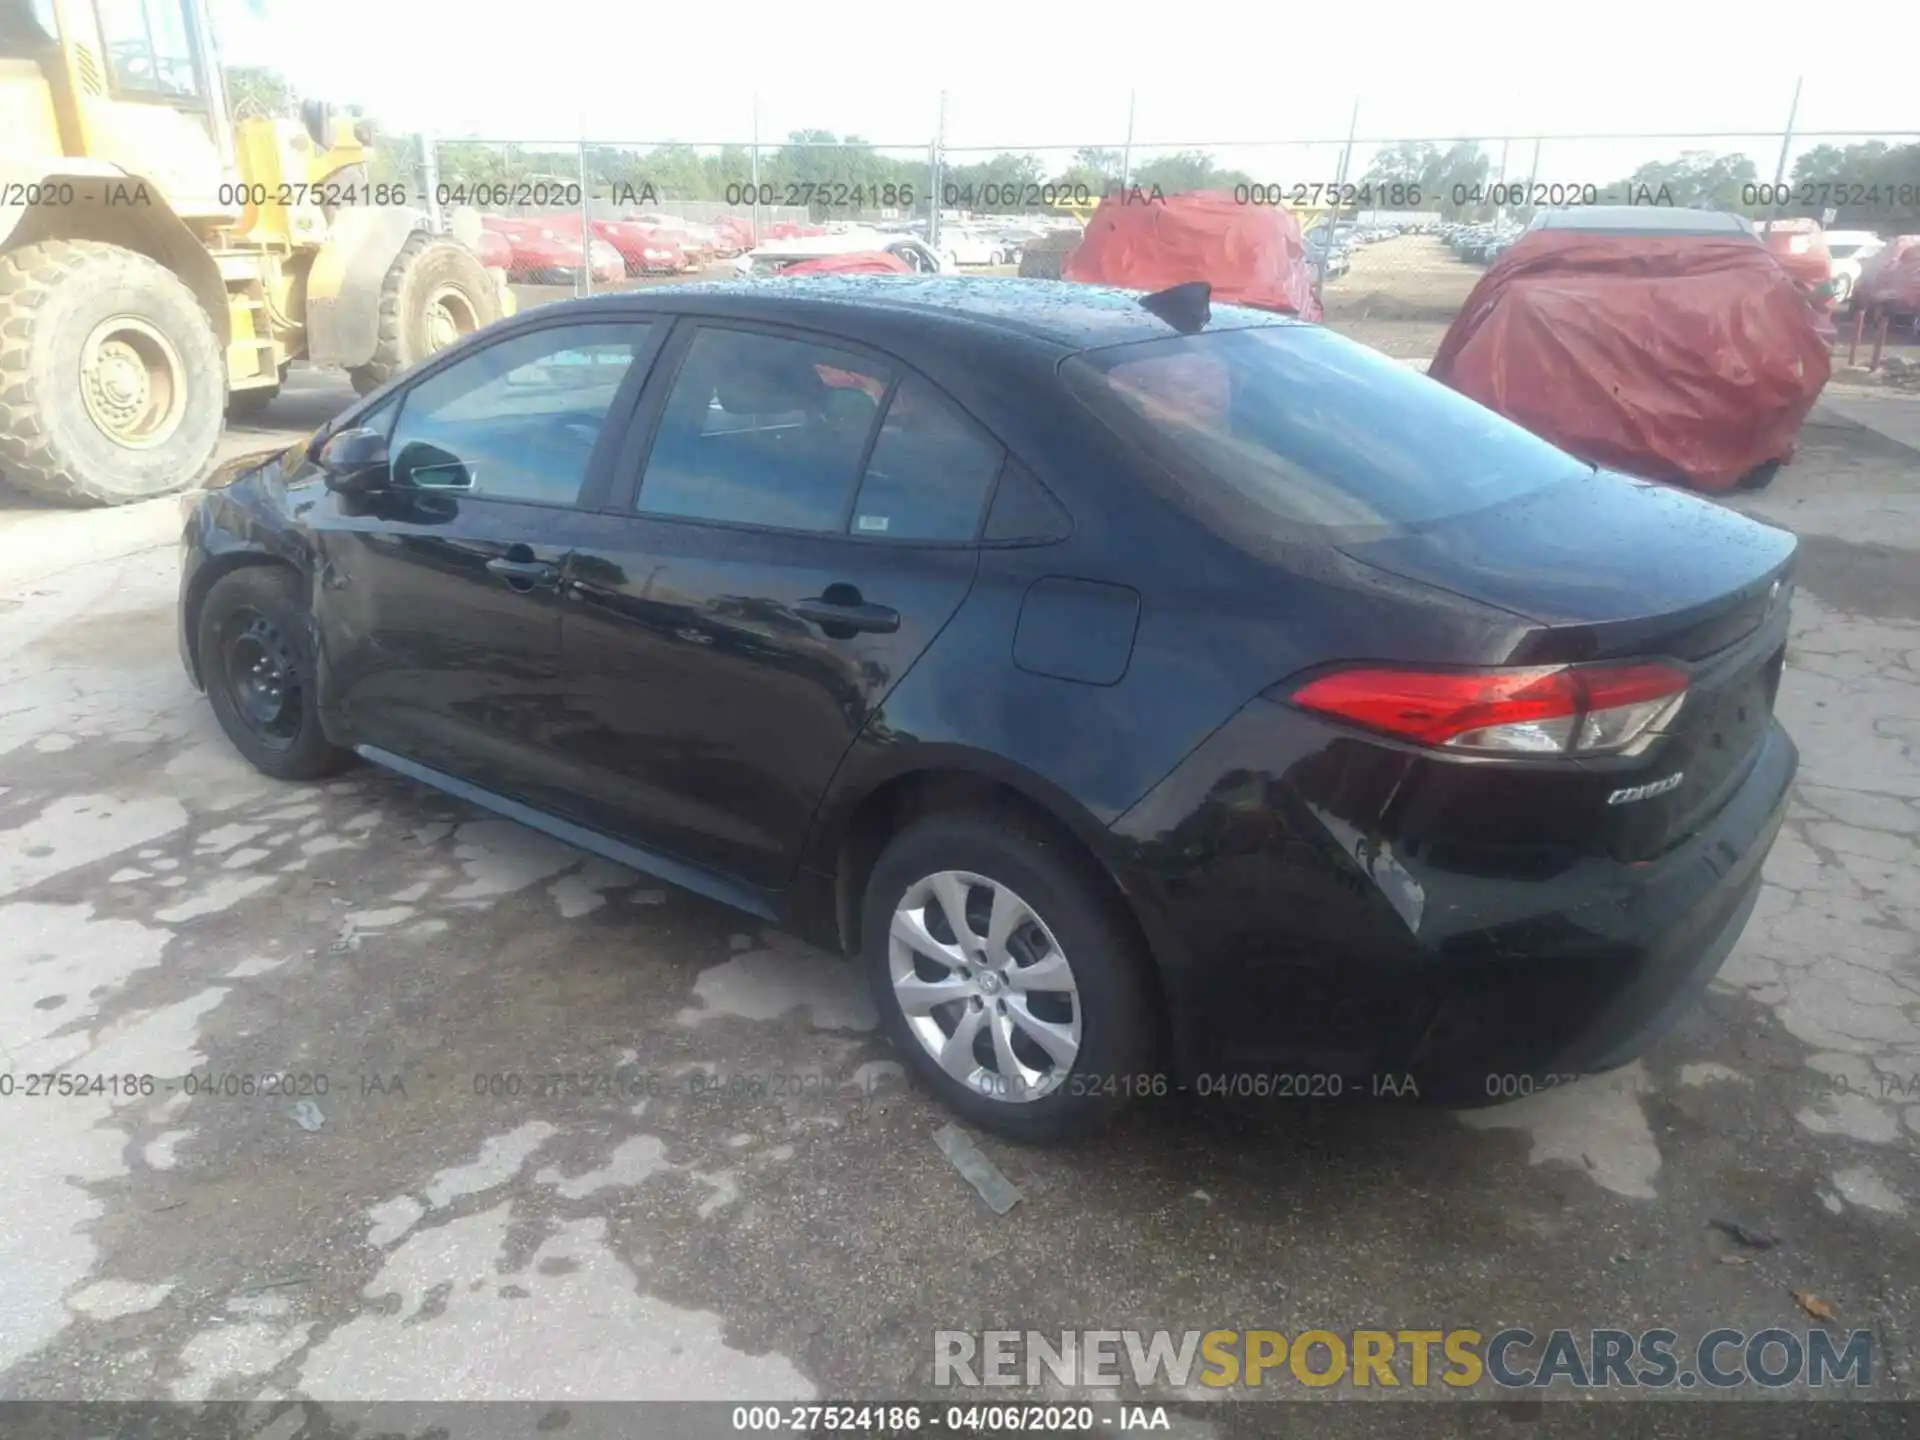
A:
[0,239,225,507]
[347,231,497,397]
[228,361,291,421]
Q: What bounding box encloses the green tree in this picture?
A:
[1789,140,1920,227]
[1365,140,1490,219]
[1131,149,1251,194]
[1609,150,1757,211]
[223,64,295,121]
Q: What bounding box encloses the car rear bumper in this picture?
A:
[1109,707,1797,1097]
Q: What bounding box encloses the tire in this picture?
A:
[0,239,224,506]
[1737,459,1782,492]
[347,230,499,397]
[227,362,290,421]
[226,386,278,419]
[861,808,1155,1142]
[197,566,350,782]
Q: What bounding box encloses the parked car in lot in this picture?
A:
[940,227,1017,266]
[1305,226,1351,280]
[480,216,624,285]
[1856,235,1920,319]
[737,230,952,277]
[628,214,721,268]
[1822,230,1887,308]
[551,215,688,276]
[178,276,1797,1140]
[1435,207,1829,493]
[1067,190,1322,320]
[475,227,512,273]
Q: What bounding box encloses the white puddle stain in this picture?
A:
[1457,1063,1662,1200]
[0,902,202,1373]
[1831,1166,1907,1215]
[154,874,276,924]
[677,942,877,1031]
[0,794,189,896]
[446,821,583,901]
[67,1279,174,1320]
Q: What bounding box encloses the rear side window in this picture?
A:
[1064,326,1587,532]
[637,328,890,533]
[848,378,1003,541]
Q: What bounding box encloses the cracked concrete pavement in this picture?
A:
[0,370,1916,1422]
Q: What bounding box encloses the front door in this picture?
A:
[555,322,1005,890]
[305,318,662,811]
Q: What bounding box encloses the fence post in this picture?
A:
[1765,76,1803,238]
[929,90,948,248]
[750,92,761,248]
[1121,90,1136,190]
[419,133,442,232]
[577,131,593,296]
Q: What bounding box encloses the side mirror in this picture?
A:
[392,440,474,492]
[319,428,390,495]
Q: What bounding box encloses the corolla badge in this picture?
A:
[1608,772,1684,805]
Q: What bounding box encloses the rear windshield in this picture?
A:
[1064,326,1590,532]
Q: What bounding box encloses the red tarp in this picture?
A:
[778,251,912,277]
[1859,235,1920,313]
[1062,189,1323,322]
[1429,231,1831,493]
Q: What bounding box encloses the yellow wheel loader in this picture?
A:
[0,0,514,505]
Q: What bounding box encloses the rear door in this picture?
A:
[307,318,664,812]
[554,320,1003,889]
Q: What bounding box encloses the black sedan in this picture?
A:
[179,276,1797,1141]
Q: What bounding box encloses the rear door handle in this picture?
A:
[793,596,900,635]
[486,556,560,587]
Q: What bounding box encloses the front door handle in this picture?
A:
[486,556,560,588]
[793,594,900,635]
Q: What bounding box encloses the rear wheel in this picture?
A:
[348,231,498,396]
[197,567,350,781]
[0,239,224,506]
[861,808,1154,1142]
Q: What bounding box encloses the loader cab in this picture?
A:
[2,0,233,207]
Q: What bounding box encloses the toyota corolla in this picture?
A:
[178,276,1797,1140]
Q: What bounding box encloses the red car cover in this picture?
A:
[1062,189,1323,322]
[1429,231,1831,493]
[1859,235,1920,313]
[779,251,912,277]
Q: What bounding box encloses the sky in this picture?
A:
[211,0,1920,183]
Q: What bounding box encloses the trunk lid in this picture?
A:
[1341,472,1797,861]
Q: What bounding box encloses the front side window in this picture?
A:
[93,0,200,99]
[385,324,648,506]
[636,327,890,533]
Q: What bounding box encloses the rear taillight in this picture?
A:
[1289,662,1688,757]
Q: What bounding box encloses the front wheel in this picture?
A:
[0,239,224,505]
[197,567,350,781]
[348,231,499,396]
[861,809,1155,1142]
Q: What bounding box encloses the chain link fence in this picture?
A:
[366,118,1919,350]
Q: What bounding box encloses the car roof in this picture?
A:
[542,275,1296,350]
[1528,206,1759,238]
